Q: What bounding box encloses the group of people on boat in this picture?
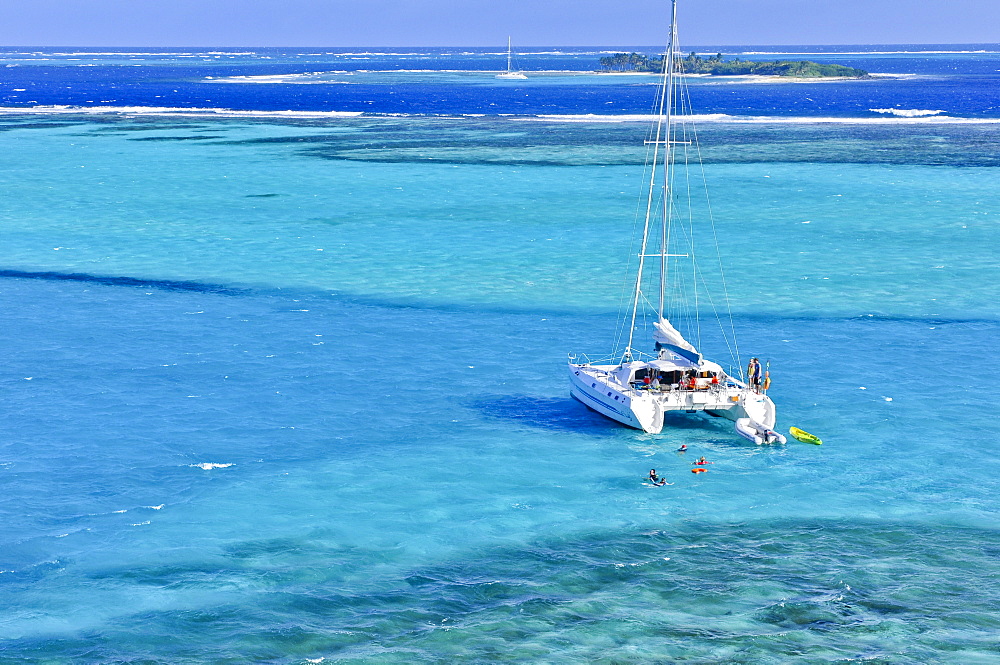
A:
[637,369,722,392]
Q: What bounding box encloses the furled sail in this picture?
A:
[653,318,702,364]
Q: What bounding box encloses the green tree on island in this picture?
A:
[598,52,868,78]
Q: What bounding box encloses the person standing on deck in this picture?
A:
[747,358,762,392]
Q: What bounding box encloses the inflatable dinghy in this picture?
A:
[735,418,787,445]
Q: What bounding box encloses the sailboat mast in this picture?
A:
[658,0,678,321]
[624,0,678,359]
[507,36,513,73]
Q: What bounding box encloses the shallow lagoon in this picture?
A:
[2,47,999,663]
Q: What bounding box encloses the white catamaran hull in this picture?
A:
[569,364,776,435]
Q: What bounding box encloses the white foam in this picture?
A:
[3,105,997,125]
[740,49,999,55]
[870,108,945,117]
[145,504,165,510]
[0,105,365,119]
[191,462,233,470]
[16,50,252,58]
[523,112,1000,125]
[331,51,432,56]
[207,72,356,85]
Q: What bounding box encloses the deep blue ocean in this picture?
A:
[1,45,999,663]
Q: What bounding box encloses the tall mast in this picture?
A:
[507,36,513,73]
[624,0,678,359]
[658,0,678,320]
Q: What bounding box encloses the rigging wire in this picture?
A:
[677,64,745,376]
[611,57,667,361]
[604,2,745,374]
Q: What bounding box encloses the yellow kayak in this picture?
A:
[789,427,822,445]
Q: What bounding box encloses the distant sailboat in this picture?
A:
[496,37,527,79]
[567,0,778,438]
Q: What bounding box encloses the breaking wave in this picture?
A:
[869,108,946,117]
[0,105,365,118]
[2,105,999,125]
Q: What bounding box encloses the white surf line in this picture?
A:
[3,106,999,125]
[0,105,365,119]
[521,113,1000,124]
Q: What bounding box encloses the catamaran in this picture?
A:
[568,0,779,440]
[496,37,527,79]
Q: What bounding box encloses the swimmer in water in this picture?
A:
[693,456,711,466]
[647,469,670,486]
[677,444,688,452]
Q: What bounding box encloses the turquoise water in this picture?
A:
[2,50,1000,663]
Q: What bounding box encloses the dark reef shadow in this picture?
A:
[0,269,248,296]
[474,394,739,439]
[127,135,227,142]
[473,395,623,434]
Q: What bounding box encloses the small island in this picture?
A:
[599,52,869,78]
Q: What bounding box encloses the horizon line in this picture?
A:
[3,42,1000,49]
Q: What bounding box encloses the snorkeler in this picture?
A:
[693,456,712,466]
[677,444,688,452]
[647,469,671,486]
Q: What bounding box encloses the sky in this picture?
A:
[0,0,998,47]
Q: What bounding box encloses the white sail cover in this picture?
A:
[653,318,698,354]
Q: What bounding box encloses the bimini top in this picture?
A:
[646,357,723,373]
[614,358,723,373]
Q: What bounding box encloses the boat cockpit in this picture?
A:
[611,358,736,393]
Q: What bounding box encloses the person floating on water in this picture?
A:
[677,444,687,453]
[647,469,670,486]
[693,456,712,466]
